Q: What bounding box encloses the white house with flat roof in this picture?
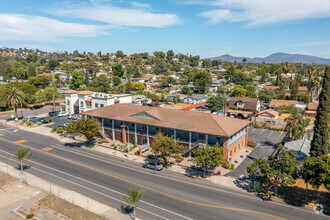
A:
[63,89,132,115]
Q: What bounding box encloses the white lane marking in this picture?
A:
[269,131,273,136]
[280,132,285,136]
[0,152,192,220]
[52,143,262,199]
[47,144,323,216]
[0,147,321,217]
[250,129,255,134]
[260,130,265,134]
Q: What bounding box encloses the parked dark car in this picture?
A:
[26,116,38,122]
[37,118,51,124]
[30,105,43,110]
[31,117,41,123]
[48,111,60,117]
[143,162,164,171]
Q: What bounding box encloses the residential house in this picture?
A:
[227,97,261,112]
[131,78,145,83]
[63,90,132,115]
[183,95,208,105]
[256,109,279,123]
[132,95,152,105]
[304,102,318,117]
[268,99,297,111]
[284,136,311,161]
[81,104,250,161]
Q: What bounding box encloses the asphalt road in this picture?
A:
[0,124,327,220]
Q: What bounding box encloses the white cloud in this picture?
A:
[0,13,108,42]
[131,2,151,9]
[199,0,330,26]
[52,5,181,28]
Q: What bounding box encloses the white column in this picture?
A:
[174,129,177,142]
[147,125,149,146]
[134,124,137,144]
[189,131,192,158]
[112,120,115,141]
[101,118,104,134]
[205,134,208,144]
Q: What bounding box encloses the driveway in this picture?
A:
[225,128,287,178]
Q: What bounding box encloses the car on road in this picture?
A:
[143,162,164,171]
[30,105,43,110]
[48,111,60,117]
[57,112,69,117]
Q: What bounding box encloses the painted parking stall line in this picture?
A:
[269,131,274,136]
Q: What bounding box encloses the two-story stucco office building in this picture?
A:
[81,104,250,161]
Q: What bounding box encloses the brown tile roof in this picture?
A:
[64,89,78,94]
[265,86,280,90]
[81,104,250,137]
[257,109,279,118]
[77,91,93,95]
[308,103,319,110]
[85,98,92,102]
[227,97,259,111]
[141,74,155,81]
[269,99,297,108]
[298,87,308,92]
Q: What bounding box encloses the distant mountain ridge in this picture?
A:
[208,52,330,65]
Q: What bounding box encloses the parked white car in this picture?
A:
[58,112,69,117]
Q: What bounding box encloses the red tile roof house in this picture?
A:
[81,104,250,162]
[304,103,319,117]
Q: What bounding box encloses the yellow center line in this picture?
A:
[0,134,4,136]
[14,140,28,144]
[0,137,286,220]
[42,147,53,152]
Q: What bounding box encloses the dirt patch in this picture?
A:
[0,172,17,188]
[39,194,105,220]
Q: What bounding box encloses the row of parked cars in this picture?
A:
[26,116,51,124]
[48,111,81,120]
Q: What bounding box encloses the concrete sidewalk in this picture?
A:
[2,119,247,191]
[0,162,134,220]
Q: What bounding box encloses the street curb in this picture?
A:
[0,162,132,220]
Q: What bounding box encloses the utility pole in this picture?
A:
[52,76,55,112]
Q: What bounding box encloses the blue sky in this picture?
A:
[1,0,330,58]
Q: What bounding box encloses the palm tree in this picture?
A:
[285,107,311,140]
[13,146,31,180]
[3,87,25,118]
[123,188,144,220]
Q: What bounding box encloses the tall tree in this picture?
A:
[166,50,174,60]
[207,96,224,112]
[192,144,224,178]
[310,66,330,157]
[151,132,183,168]
[247,145,297,194]
[123,188,144,220]
[300,155,330,190]
[13,146,31,181]
[193,70,212,93]
[67,116,100,145]
[3,87,25,118]
[285,106,311,141]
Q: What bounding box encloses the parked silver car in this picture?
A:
[143,162,164,171]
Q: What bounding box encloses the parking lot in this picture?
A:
[44,115,73,128]
[226,127,287,178]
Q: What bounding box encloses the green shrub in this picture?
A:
[22,119,27,123]
[51,126,57,133]
[26,121,34,127]
[230,163,235,170]
[223,161,230,169]
[56,127,64,133]
[229,106,238,110]
[26,214,34,219]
